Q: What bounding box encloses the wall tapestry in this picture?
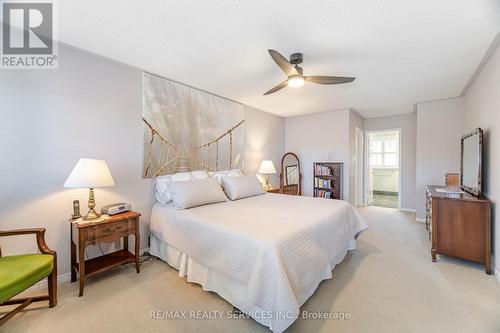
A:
[142,73,245,178]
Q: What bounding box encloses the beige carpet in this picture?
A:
[2,207,499,332]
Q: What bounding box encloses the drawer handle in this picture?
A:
[103,227,119,233]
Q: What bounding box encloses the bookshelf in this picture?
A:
[313,162,343,199]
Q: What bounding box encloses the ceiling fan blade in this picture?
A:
[263,81,288,95]
[268,49,298,76]
[305,76,356,85]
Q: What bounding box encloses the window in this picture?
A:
[369,136,398,168]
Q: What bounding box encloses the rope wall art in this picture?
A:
[142,73,245,178]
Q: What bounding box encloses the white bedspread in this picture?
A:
[150,194,367,332]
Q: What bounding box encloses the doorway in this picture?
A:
[366,129,401,209]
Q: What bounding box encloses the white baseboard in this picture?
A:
[494,266,500,284]
[415,217,425,223]
[25,272,71,293]
[399,208,416,213]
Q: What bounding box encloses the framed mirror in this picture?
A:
[280,152,302,195]
[461,128,483,196]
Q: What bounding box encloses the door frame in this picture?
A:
[354,126,364,207]
[364,128,402,209]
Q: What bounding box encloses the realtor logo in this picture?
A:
[1,0,58,69]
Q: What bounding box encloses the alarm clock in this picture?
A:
[101,203,131,216]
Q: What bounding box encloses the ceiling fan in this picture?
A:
[263,49,355,95]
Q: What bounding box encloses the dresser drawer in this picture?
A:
[89,220,134,242]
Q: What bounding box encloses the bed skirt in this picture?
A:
[149,234,356,332]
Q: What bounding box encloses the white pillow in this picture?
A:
[211,169,242,184]
[221,174,265,200]
[154,171,208,204]
[169,177,228,209]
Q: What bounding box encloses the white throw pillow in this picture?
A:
[154,171,208,204]
[169,177,228,209]
[211,169,243,184]
[221,174,265,200]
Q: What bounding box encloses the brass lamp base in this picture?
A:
[263,175,272,190]
[83,209,101,220]
[83,188,102,220]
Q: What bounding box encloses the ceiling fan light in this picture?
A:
[288,76,305,88]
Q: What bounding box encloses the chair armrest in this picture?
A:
[0,228,56,256]
[0,228,46,237]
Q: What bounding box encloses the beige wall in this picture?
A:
[285,109,351,199]
[0,44,285,277]
[244,106,286,188]
[415,98,465,218]
[285,109,415,208]
[463,41,500,275]
[0,45,152,279]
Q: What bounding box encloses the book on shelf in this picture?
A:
[314,177,332,189]
[314,164,333,176]
[314,189,333,199]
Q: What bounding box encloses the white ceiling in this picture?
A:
[58,1,500,118]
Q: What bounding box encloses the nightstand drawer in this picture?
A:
[91,220,133,241]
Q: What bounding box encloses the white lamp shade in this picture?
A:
[63,158,115,188]
[258,160,277,174]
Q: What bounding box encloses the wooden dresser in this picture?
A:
[425,185,491,274]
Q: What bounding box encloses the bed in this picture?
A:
[150,193,367,332]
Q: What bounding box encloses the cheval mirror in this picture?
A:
[280,152,302,195]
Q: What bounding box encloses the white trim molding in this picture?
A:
[494,266,500,284]
[399,208,416,213]
[25,272,71,293]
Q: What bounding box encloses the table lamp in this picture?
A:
[258,160,276,190]
[63,158,115,220]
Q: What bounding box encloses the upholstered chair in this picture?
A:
[0,228,57,324]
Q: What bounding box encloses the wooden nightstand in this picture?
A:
[266,188,280,194]
[70,211,141,296]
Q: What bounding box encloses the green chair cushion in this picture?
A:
[0,254,54,304]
